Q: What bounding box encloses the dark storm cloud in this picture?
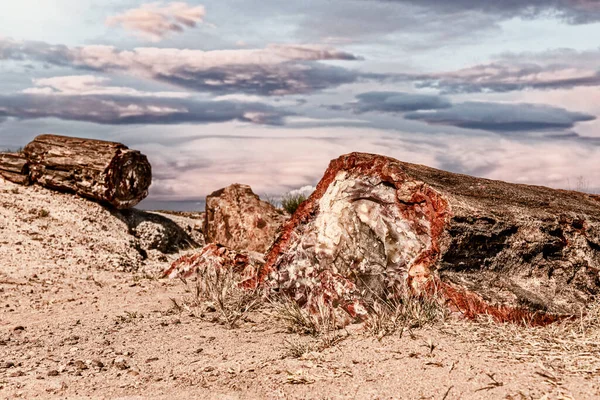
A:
[0,38,378,96]
[345,91,452,113]
[404,102,596,132]
[0,94,290,125]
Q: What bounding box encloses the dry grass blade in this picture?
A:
[283,338,318,358]
[270,295,319,335]
[456,299,600,377]
[270,295,347,350]
[363,285,448,340]
[180,263,263,328]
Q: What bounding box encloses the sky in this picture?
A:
[1,0,600,210]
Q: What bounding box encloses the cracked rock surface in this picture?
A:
[261,152,600,323]
[204,184,287,254]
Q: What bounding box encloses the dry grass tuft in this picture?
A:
[282,338,318,358]
[181,266,263,329]
[363,287,449,340]
[270,295,347,355]
[451,300,600,376]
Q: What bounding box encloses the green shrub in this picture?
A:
[281,193,308,215]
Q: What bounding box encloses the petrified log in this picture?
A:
[23,134,152,209]
[258,152,600,324]
[0,152,30,185]
[204,184,287,253]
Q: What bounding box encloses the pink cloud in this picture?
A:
[106,2,206,42]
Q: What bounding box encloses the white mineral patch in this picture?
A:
[311,171,430,272]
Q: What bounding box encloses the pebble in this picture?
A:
[113,357,129,370]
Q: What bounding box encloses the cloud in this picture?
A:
[379,0,600,24]
[410,49,600,94]
[342,91,452,113]
[0,93,289,126]
[404,101,595,132]
[0,38,368,95]
[23,75,191,98]
[115,124,600,202]
[106,2,206,42]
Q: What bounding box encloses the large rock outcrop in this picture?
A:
[258,152,600,324]
[204,184,287,253]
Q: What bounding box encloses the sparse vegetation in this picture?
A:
[362,283,448,340]
[184,265,263,329]
[114,311,143,324]
[462,299,600,376]
[281,192,308,215]
[29,208,50,218]
[270,295,347,356]
[282,337,318,358]
[263,193,281,209]
[568,175,592,193]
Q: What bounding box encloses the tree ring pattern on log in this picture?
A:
[106,149,152,209]
[23,134,151,209]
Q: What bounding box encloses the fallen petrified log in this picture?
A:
[257,152,600,324]
[204,184,287,253]
[0,152,30,185]
[22,134,152,209]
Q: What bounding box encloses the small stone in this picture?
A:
[74,360,88,370]
[47,370,59,377]
[1,361,15,369]
[91,359,104,369]
[113,357,129,370]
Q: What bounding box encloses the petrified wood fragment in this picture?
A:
[163,243,264,281]
[259,152,600,324]
[0,152,30,185]
[204,184,287,253]
[23,134,152,209]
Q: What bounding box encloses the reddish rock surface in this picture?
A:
[259,152,600,324]
[204,184,287,253]
[163,243,263,282]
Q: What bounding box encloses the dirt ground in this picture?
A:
[1,179,599,399]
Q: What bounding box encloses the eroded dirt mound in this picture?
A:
[0,178,202,279]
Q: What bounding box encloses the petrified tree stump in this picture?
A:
[0,152,30,185]
[204,184,287,253]
[259,152,600,324]
[23,134,152,209]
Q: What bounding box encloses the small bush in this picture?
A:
[281,193,308,215]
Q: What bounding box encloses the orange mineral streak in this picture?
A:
[424,278,565,326]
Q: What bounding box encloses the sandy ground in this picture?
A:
[1,178,599,399]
